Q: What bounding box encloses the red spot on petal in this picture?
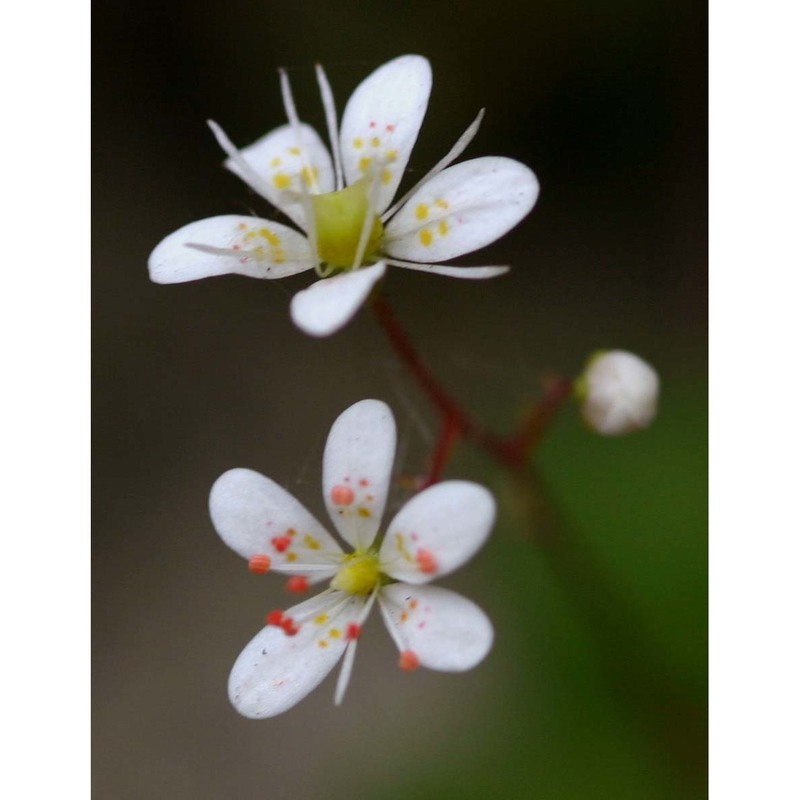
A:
[358,478,369,487]
[248,554,271,574]
[416,548,438,574]
[271,536,291,553]
[399,650,420,671]
[286,576,310,594]
[346,623,362,641]
[331,485,355,506]
[266,610,284,626]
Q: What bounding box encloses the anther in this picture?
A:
[248,554,271,574]
[266,610,284,627]
[416,549,438,575]
[345,623,362,641]
[280,617,300,636]
[398,650,420,671]
[286,576,310,594]
[331,485,355,506]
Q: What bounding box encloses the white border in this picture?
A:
[710,1,800,796]
[1,1,89,794]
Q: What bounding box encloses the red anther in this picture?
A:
[271,536,291,553]
[416,548,438,575]
[266,610,284,627]
[345,623,362,641]
[280,617,300,636]
[248,554,271,574]
[286,576,310,594]
[398,650,420,671]
[331,485,355,506]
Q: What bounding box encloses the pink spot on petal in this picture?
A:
[386,123,396,132]
[359,478,369,487]
[331,485,355,506]
[417,621,426,629]
[369,121,376,128]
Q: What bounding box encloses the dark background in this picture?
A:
[93,1,707,797]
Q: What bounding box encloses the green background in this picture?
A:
[93,0,706,797]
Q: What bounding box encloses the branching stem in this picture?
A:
[370,292,572,483]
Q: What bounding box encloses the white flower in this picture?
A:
[578,350,660,436]
[148,55,539,336]
[209,399,495,718]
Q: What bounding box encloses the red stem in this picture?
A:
[371,292,571,478]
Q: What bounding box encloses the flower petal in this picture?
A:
[210,468,343,571]
[322,399,397,550]
[225,123,335,230]
[378,584,493,671]
[289,261,386,337]
[229,592,365,718]
[148,215,314,284]
[383,157,539,262]
[386,259,509,280]
[379,481,495,584]
[339,55,432,213]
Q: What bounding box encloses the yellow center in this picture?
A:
[330,550,382,596]
[311,179,384,269]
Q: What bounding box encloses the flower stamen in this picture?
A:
[248,554,271,574]
[315,63,344,191]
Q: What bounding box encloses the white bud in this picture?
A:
[578,350,659,436]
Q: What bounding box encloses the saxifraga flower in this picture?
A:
[149,55,539,336]
[210,399,495,718]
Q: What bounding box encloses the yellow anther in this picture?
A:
[259,228,281,247]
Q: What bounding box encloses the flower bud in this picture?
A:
[577,350,659,436]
